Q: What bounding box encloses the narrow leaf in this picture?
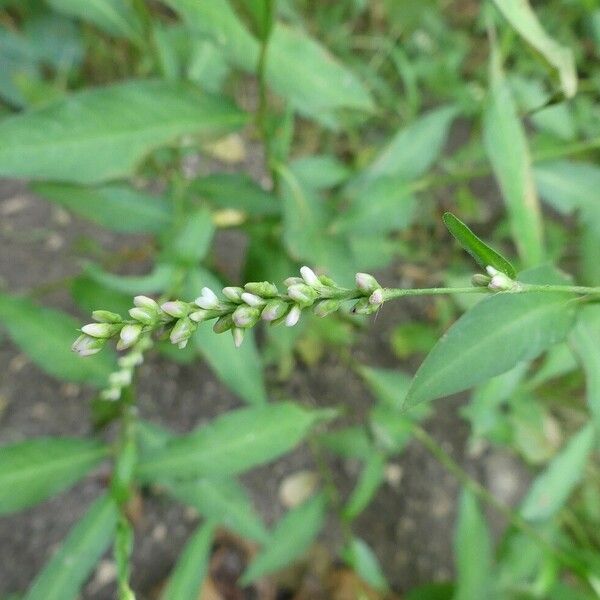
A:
[32,183,172,233]
[443,212,516,278]
[483,49,544,267]
[25,494,119,600]
[161,521,216,600]
[241,493,327,583]
[342,451,386,521]
[138,402,328,480]
[520,423,596,521]
[0,80,246,183]
[85,263,176,295]
[491,0,577,97]
[166,477,269,543]
[343,537,388,592]
[0,293,116,386]
[0,438,108,514]
[403,270,576,409]
[453,489,494,600]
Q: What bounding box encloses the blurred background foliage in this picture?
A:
[0,0,599,599]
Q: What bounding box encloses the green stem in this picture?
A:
[411,424,591,584]
[382,286,487,300]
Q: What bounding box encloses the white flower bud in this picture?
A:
[284,277,303,287]
[313,299,341,318]
[101,387,121,401]
[189,309,211,323]
[160,301,190,319]
[355,272,380,293]
[241,292,266,307]
[128,307,155,325]
[109,369,132,388]
[118,324,142,350]
[177,339,189,349]
[92,310,122,323]
[300,266,320,287]
[288,284,318,305]
[133,295,158,311]
[72,334,105,356]
[222,287,244,302]
[194,287,219,310]
[488,272,515,292]
[118,352,143,368]
[81,323,120,338]
[485,266,499,277]
[170,318,195,345]
[285,304,302,327]
[232,305,260,328]
[261,299,288,322]
[232,327,245,348]
[369,288,384,305]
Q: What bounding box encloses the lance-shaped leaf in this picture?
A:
[0,293,116,386]
[0,438,108,514]
[161,521,216,600]
[32,182,172,233]
[402,269,576,410]
[241,493,327,584]
[342,537,388,592]
[137,402,331,480]
[483,47,544,267]
[520,423,595,521]
[491,0,577,98]
[0,80,246,183]
[25,494,119,600]
[454,489,495,600]
[443,212,516,278]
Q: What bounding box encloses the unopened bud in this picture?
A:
[318,275,338,287]
[81,322,121,338]
[195,287,219,310]
[232,304,260,328]
[352,298,380,315]
[355,272,380,293]
[169,317,195,345]
[109,369,132,388]
[189,309,211,323]
[72,334,106,356]
[284,276,303,287]
[300,266,320,287]
[133,295,158,311]
[240,292,267,307]
[288,284,318,306]
[161,301,190,319]
[129,307,156,325]
[261,299,289,322]
[285,304,302,327]
[118,352,143,368]
[313,299,341,318]
[213,313,234,334]
[92,310,122,323]
[232,327,245,348]
[488,273,515,291]
[222,287,245,303]
[244,281,278,297]
[118,324,142,350]
[471,274,491,287]
[101,387,121,401]
[369,288,384,305]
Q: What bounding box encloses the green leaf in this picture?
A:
[483,49,544,267]
[241,492,327,584]
[453,489,494,600]
[0,80,246,183]
[491,0,577,98]
[70,276,132,317]
[402,271,576,410]
[32,182,172,233]
[359,365,413,410]
[25,494,119,600]
[191,173,279,217]
[570,306,600,433]
[0,438,108,515]
[137,402,329,480]
[343,537,388,592]
[187,268,267,405]
[290,154,351,190]
[45,0,144,43]
[85,263,176,295]
[0,293,116,386]
[166,477,269,543]
[342,451,386,520]
[318,426,372,460]
[350,105,457,188]
[114,515,134,599]
[162,0,373,124]
[167,207,214,265]
[520,423,596,521]
[442,212,516,278]
[161,521,216,600]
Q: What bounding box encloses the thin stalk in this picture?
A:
[411,424,591,584]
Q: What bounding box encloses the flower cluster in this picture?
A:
[72,267,385,357]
